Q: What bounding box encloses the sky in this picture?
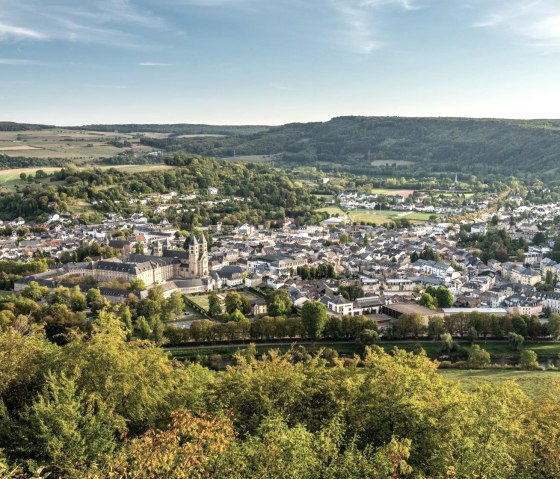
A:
[1,0,560,125]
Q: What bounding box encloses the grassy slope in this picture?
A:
[440,369,560,399]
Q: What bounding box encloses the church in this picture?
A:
[64,234,211,288]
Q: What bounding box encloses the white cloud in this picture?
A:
[473,0,560,53]
[330,0,418,54]
[0,21,45,39]
[0,0,166,47]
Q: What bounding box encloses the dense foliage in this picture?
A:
[1,318,560,478]
[0,155,325,226]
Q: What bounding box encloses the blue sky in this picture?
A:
[1,0,559,125]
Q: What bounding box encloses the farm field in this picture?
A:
[440,369,560,400]
[222,154,276,163]
[348,209,439,224]
[370,188,415,197]
[0,128,155,161]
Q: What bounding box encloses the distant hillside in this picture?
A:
[147,116,560,181]
[0,122,54,131]
[65,123,271,136]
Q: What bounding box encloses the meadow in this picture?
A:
[348,209,438,223]
[0,128,153,161]
[439,369,560,399]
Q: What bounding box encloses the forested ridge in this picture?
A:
[5,117,560,181]
[65,123,270,136]
[0,155,325,225]
[141,116,560,181]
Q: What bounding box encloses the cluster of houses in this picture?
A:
[4,190,560,329]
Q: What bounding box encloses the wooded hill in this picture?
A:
[65,123,270,136]
[143,116,560,181]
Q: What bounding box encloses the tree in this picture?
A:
[419,293,437,310]
[120,305,133,339]
[152,317,165,343]
[427,317,445,340]
[440,332,454,353]
[467,344,490,368]
[508,332,525,351]
[533,231,547,246]
[134,241,144,254]
[519,349,540,370]
[467,326,478,344]
[225,292,243,314]
[547,313,560,340]
[21,371,122,477]
[69,286,87,312]
[129,278,147,292]
[301,301,327,340]
[208,292,223,318]
[137,316,151,340]
[435,286,454,308]
[20,281,49,301]
[391,314,426,339]
[267,289,293,316]
[229,309,246,323]
[357,328,379,347]
[165,292,184,319]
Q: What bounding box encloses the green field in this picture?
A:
[316,206,346,215]
[440,369,560,399]
[188,295,211,312]
[0,128,154,161]
[348,209,439,224]
[0,291,14,297]
[315,205,440,224]
[222,154,276,163]
[370,188,415,197]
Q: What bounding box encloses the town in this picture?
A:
[3,178,560,351]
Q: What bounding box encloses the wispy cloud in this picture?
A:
[0,0,167,48]
[330,0,418,54]
[0,21,45,39]
[138,61,173,66]
[0,58,42,65]
[472,0,560,53]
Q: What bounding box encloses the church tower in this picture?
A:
[188,234,209,277]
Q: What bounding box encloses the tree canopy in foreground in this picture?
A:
[0,314,559,478]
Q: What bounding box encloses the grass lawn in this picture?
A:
[0,290,14,297]
[381,341,560,362]
[440,368,560,399]
[188,295,210,312]
[316,206,346,216]
[370,188,415,197]
[348,209,440,224]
